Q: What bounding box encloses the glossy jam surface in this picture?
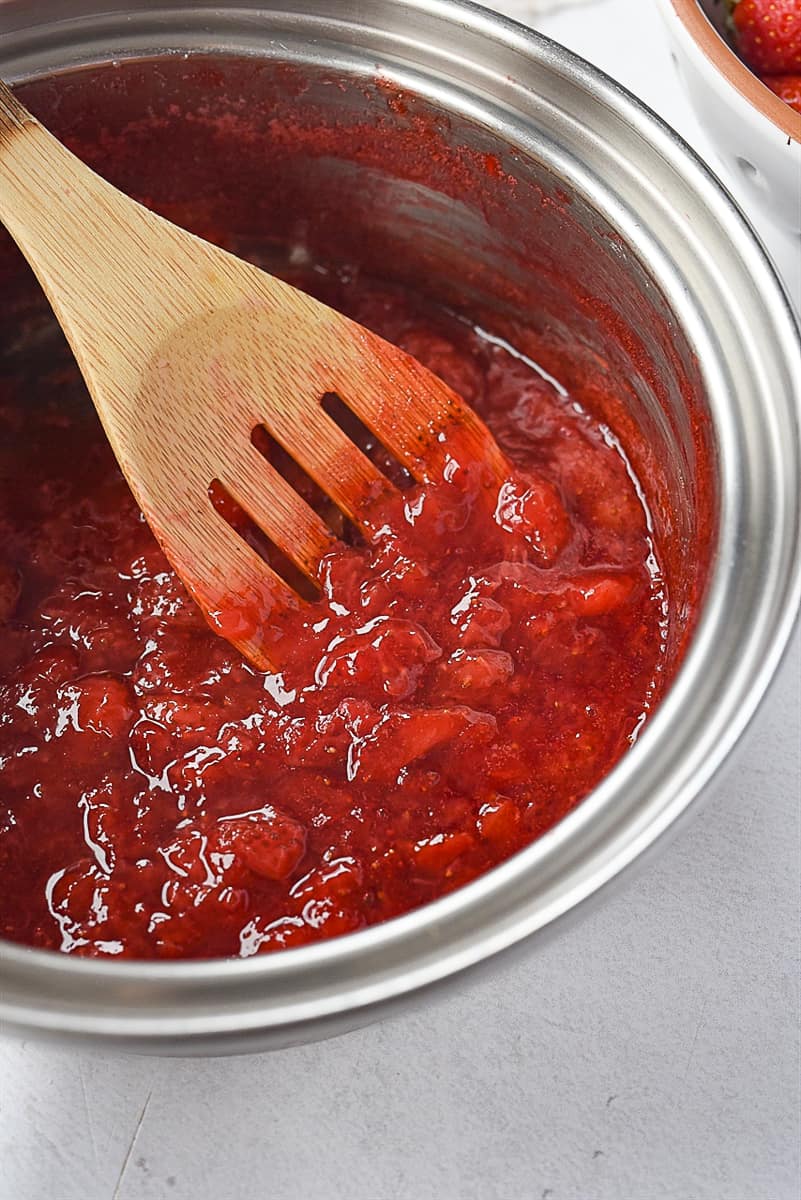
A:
[0,250,670,959]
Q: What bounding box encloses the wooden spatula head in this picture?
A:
[0,79,505,669]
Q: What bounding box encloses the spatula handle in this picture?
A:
[0,77,103,277]
[0,79,30,135]
[0,76,193,375]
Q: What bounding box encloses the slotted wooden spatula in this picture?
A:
[0,79,506,668]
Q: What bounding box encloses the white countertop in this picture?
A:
[1,2,799,1198]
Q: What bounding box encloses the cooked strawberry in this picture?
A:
[45,864,98,948]
[294,898,364,939]
[239,914,311,956]
[212,809,307,882]
[61,674,134,740]
[565,571,636,617]
[451,592,511,650]
[289,857,363,904]
[433,648,515,703]
[15,644,80,687]
[314,617,441,698]
[408,830,476,878]
[159,828,214,886]
[762,70,801,110]
[350,705,496,784]
[731,0,801,75]
[477,798,521,845]
[239,903,363,956]
[494,472,571,564]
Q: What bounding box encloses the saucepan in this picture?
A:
[0,0,798,1054]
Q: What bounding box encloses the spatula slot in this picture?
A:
[321,392,414,492]
[208,478,321,601]
[250,423,363,547]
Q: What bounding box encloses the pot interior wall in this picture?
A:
[2,54,715,660]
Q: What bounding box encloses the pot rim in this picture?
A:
[0,0,799,1051]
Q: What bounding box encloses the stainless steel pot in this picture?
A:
[0,0,798,1055]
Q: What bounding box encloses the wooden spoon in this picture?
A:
[0,79,506,669]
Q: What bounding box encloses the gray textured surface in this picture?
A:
[1,2,799,1197]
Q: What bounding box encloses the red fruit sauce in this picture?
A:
[0,63,681,960]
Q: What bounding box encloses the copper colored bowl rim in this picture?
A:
[668,0,801,141]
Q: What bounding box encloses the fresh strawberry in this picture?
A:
[762,70,801,110]
[730,0,801,75]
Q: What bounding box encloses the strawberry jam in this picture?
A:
[0,54,695,961]
[0,249,670,959]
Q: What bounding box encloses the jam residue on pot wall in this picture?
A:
[0,60,710,959]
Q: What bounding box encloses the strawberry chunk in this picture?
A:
[238,902,363,956]
[79,779,118,873]
[287,697,379,769]
[494,472,571,563]
[434,648,515,703]
[289,856,363,904]
[297,898,364,939]
[450,585,512,650]
[239,914,310,956]
[46,859,120,953]
[159,828,215,886]
[565,572,636,617]
[314,617,441,699]
[211,809,307,882]
[409,831,476,878]
[477,798,521,845]
[350,705,496,784]
[159,807,306,893]
[133,625,236,697]
[16,645,80,687]
[39,588,141,670]
[59,674,134,740]
[141,694,226,744]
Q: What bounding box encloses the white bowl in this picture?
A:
[655,0,801,232]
